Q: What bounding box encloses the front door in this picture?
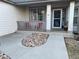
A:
[52,9,62,28]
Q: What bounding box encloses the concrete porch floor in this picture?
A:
[0,31,70,59]
[22,30,74,38]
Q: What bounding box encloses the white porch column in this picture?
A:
[68,1,75,32]
[46,4,51,31]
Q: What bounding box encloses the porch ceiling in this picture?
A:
[3,0,75,5]
[26,1,69,8]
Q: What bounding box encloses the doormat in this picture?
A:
[22,33,49,47]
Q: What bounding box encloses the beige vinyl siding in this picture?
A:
[0,2,29,36]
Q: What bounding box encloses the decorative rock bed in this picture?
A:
[0,51,11,59]
[22,33,49,47]
[64,38,78,59]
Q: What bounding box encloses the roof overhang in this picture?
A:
[2,0,76,5]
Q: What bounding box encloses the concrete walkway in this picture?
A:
[0,31,69,59]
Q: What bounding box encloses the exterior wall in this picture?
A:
[16,7,29,21]
[17,7,29,30]
[26,7,29,21]
[0,2,29,36]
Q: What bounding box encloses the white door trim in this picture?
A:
[52,9,62,29]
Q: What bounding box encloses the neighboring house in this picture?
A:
[0,0,79,36]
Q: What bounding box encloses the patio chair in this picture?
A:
[26,22,31,30]
[36,22,43,30]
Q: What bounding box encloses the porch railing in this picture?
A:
[17,21,46,31]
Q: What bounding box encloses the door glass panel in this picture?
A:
[54,19,60,27]
[52,9,62,28]
[54,10,61,18]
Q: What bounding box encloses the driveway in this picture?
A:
[0,31,69,59]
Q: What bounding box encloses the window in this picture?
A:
[74,7,79,25]
[74,8,78,16]
[30,7,46,21]
[74,17,78,25]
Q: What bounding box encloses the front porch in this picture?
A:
[17,1,75,32]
